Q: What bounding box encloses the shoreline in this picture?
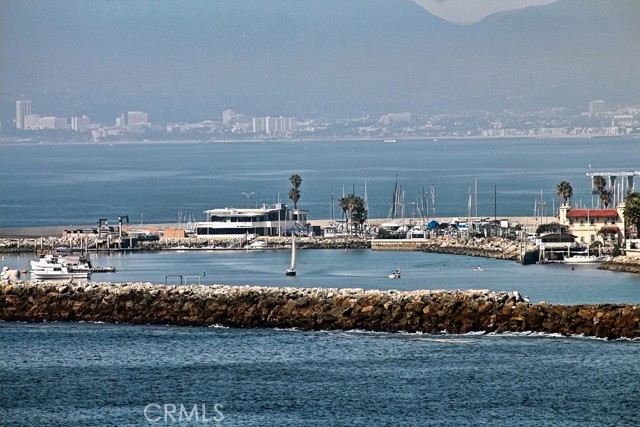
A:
[1,134,639,146]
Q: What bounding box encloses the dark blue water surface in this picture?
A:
[2,137,639,227]
[1,322,639,426]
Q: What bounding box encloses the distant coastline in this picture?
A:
[0,134,640,146]
[1,133,639,145]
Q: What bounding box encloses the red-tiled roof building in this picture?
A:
[559,205,625,246]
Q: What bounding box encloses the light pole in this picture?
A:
[242,192,254,208]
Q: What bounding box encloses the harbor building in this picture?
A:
[195,203,308,238]
[558,205,625,246]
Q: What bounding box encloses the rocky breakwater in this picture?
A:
[418,236,522,261]
[598,256,640,274]
[2,282,640,339]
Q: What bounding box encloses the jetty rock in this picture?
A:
[598,256,640,274]
[417,236,521,260]
[1,282,639,340]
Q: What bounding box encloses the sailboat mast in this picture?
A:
[474,177,478,218]
[330,187,334,223]
[290,233,297,270]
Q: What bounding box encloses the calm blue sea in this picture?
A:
[1,322,639,426]
[1,137,639,227]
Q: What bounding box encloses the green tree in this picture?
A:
[339,193,356,233]
[593,176,606,193]
[350,197,368,234]
[288,174,302,209]
[556,180,573,206]
[623,192,640,238]
[600,189,613,209]
[338,193,367,234]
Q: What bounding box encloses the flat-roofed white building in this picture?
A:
[24,115,67,130]
[195,203,308,238]
[127,111,148,126]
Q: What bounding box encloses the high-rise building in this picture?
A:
[254,116,297,134]
[222,109,237,127]
[71,115,91,132]
[16,99,32,130]
[589,100,607,116]
[252,117,266,133]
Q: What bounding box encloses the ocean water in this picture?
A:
[1,137,640,227]
[1,322,639,426]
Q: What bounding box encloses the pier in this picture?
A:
[586,170,639,205]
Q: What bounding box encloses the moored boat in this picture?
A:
[563,254,605,264]
[30,252,91,279]
[31,267,89,280]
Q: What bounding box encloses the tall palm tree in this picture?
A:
[339,193,356,233]
[338,193,367,234]
[556,180,573,206]
[338,195,350,232]
[593,176,606,193]
[350,196,368,235]
[288,174,302,209]
[623,192,640,238]
[600,189,613,209]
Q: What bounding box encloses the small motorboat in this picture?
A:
[473,266,484,272]
[388,267,401,279]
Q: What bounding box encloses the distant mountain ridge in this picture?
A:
[1,0,638,122]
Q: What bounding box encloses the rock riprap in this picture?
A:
[2,282,639,339]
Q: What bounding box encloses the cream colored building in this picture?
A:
[558,205,625,247]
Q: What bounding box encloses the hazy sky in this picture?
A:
[413,0,558,24]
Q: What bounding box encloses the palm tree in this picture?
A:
[338,193,367,234]
[288,174,302,209]
[600,189,613,209]
[556,180,573,206]
[350,196,368,234]
[339,193,356,233]
[338,195,350,232]
[593,176,606,193]
[623,192,640,238]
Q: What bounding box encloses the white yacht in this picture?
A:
[563,254,605,264]
[30,253,90,280]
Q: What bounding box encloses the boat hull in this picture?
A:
[563,256,605,264]
[31,269,89,280]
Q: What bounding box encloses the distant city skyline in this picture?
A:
[6,97,638,143]
[1,1,638,124]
